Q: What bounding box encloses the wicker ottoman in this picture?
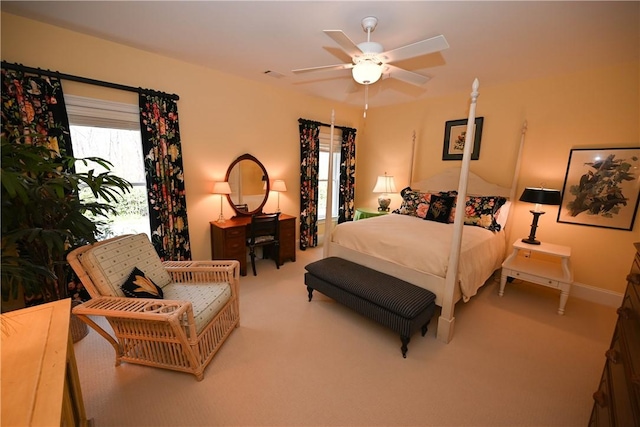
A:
[304,257,436,358]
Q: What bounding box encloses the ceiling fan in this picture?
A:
[292,16,449,116]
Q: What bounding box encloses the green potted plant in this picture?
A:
[1,134,132,315]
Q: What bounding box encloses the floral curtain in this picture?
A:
[139,93,191,260]
[1,68,73,154]
[1,68,80,305]
[298,119,320,250]
[338,127,357,223]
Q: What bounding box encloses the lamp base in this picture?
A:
[217,213,226,223]
[521,238,541,245]
[378,195,391,212]
[522,210,545,245]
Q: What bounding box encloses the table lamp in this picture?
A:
[373,173,397,212]
[213,181,232,223]
[271,179,287,213]
[519,187,562,245]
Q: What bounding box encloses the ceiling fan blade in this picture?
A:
[383,64,430,86]
[381,35,449,63]
[292,63,354,73]
[324,30,363,57]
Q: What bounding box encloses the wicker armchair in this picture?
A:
[67,233,240,381]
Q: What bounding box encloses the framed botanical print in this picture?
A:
[557,147,640,230]
[442,117,483,161]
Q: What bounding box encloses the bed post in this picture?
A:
[322,110,336,258]
[409,130,416,185]
[505,121,528,232]
[437,78,480,343]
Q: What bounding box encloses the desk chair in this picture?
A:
[246,212,280,276]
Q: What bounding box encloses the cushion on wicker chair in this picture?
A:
[81,234,173,297]
[163,282,232,333]
[121,267,164,299]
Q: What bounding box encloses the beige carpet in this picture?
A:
[72,246,617,426]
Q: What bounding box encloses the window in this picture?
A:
[65,95,151,239]
[318,128,341,221]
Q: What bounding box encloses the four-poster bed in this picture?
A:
[323,79,525,343]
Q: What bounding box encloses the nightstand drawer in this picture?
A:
[504,268,560,288]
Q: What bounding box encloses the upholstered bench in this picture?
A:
[304,257,436,358]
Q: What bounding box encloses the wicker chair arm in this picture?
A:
[72,296,193,322]
[162,260,240,289]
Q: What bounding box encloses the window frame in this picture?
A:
[65,94,151,238]
[317,128,341,222]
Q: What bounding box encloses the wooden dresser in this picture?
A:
[210,213,296,276]
[590,242,640,426]
[1,299,89,426]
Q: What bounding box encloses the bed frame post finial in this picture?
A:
[471,78,479,100]
[409,130,417,185]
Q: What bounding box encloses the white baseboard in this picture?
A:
[571,281,623,308]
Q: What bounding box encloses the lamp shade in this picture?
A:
[519,187,562,205]
[271,179,287,192]
[372,175,397,193]
[352,60,382,85]
[212,181,231,195]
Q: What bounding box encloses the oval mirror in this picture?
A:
[225,153,269,217]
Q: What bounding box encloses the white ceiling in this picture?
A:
[2,1,638,109]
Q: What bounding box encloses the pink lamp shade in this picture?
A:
[271,179,287,212]
[212,181,232,195]
[213,181,231,222]
[271,180,287,192]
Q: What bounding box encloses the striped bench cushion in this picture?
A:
[304,257,435,320]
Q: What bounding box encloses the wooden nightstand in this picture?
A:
[499,240,573,314]
[354,208,389,221]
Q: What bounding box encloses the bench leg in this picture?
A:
[307,286,314,302]
[400,336,410,358]
[421,319,431,337]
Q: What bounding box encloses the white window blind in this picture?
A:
[64,95,140,130]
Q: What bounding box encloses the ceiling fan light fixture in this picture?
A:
[352,60,382,85]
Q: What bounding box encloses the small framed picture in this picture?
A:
[557,147,640,230]
[442,117,483,161]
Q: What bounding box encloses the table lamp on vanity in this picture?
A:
[519,187,562,244]
[213,181,232,223]
[271,179,287,213]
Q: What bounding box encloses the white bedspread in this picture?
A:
[330,214,506,301]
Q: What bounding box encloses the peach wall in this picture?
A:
[3,12,638,294]
[360,62,639,293]
[1,13,363,260]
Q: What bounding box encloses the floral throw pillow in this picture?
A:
[425,195,455,223]
[121,267,164,299]
[437,190,507,231]
[464,196,508,231]
[392,187,432,218]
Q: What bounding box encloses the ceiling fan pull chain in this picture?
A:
[363,84,369,118]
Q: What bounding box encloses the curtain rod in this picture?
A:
[298,118,355,132]
[1,61,179,101]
